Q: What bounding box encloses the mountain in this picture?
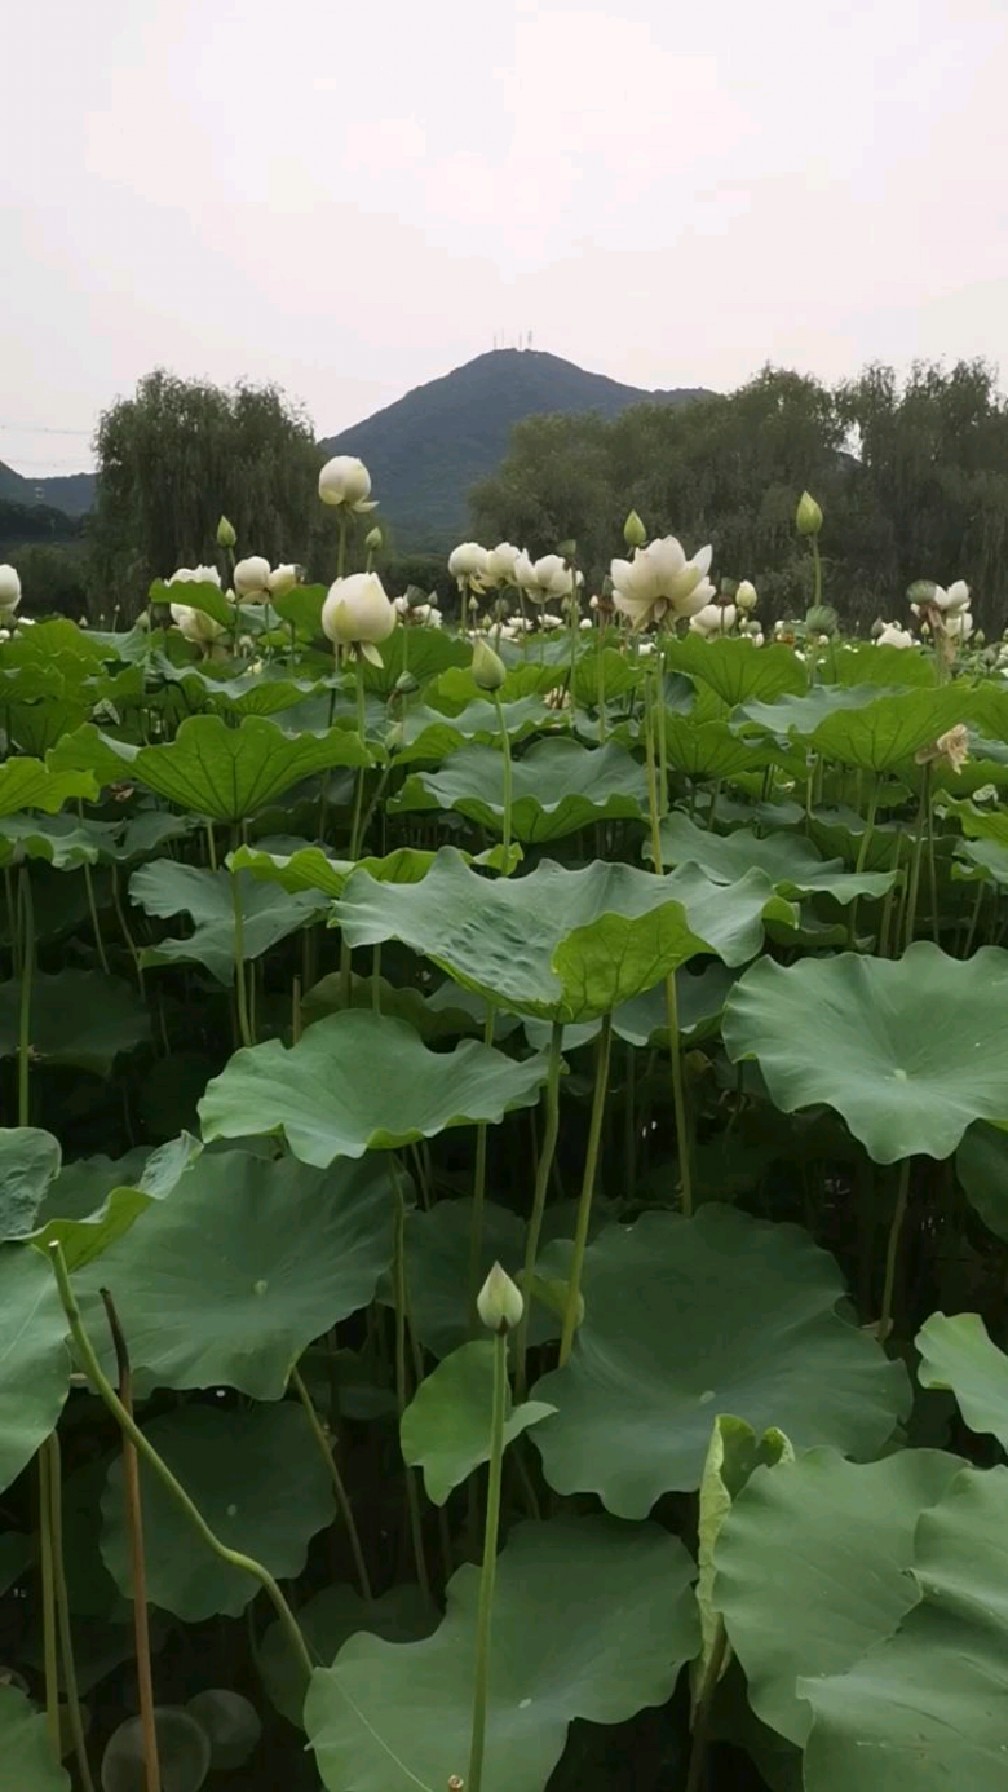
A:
[0,462,95,517]
[320,349,710,548]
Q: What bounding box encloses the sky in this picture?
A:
[3,0,1008,475]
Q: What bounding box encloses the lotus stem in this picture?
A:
[16,866,33,1127]
[560,1010,613,1363]
[849,776,879,946]
[44,1432,96,1792]
[514,1020,564,1399]
[492,691,512,869]
[468,1008,498,1334]
[80,828,110,974]
[904,765,929,950]
[47,1243,313,1683]
[100,1290,161,1792]
[290,1364,372,1603]
[685,1621,729,1792]
[393,1186,431,1602]
[597,635,607,744]
[230,851,254,1050]
[664,972,694,1218]
[879,1158,912,1341]
[465,1327,509,1792]
[111,866,146,995]
[37,1445,61,1763]
[656,639,669,817]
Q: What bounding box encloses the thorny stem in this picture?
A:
[48,1244,313,1681]
[465,1328,509,1792]
[290,1364,372,1601]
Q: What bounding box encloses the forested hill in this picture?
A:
[0,462,96,516]
[320,349,710,547]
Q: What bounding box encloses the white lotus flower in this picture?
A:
[735,579,758,612]
[690,602,734,635]
[538,611,565,629]
[484,542,521,586]
[170,603,225,646]
[392,595,410,617]
[413,603,442,628]
[611,537,713,629]
[932,580,970,613]
[322,572,396,664]
[318,455,373,511]
[876,623,915,649]
[169,564,221,588]
[233,556,271,601]
[944,609,973,642]
[268,564,298,596]
[477,1262,523,1332]
[448,542,489,583]
[514,552,572,604]
[0,564,21,614]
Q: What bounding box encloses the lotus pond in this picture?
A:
[1,547,1008,1792]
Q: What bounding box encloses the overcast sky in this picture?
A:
[4,0,1007,474]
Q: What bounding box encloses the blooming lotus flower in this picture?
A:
[233,556,271,601]
[876,623,915,649]
[393,594,410,617]
[484,542,521,586]
[448,542,489,584]
[169,564,221,587]
[322,572,396,664]
[613,537,714,629]
[413,603,442,628]
[170,603,226,647]
[514,552,572,604]
[268,564,298,596]
[318,455,374,512]
[931,580,970,613]
[944,609,973,642]
[735,579,758,612]
[0,564,21,618]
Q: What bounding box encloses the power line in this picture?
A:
[0,422,92,437]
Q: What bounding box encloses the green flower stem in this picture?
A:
[559,1010,613,1364]
[597,634,607,744]
[656,640,669,817]
[102,1286,162,1792]
[514,1021,564,1399]
[811,535,822,610]
[466,1327,509,1792]
[393,1186,431,1603]
[337,515,347,583]
[879,1158,912,1341]
[48,1243,313,1683]
[230,847,254,1050]
[644,684,693,1214]
[468,1008,498,1333]
[5,867,19,977]
[685,1620,729,1792]
[963,879,985,958]
[926,780,940,943]
[492,691,513,869]
[79,805,110,974]
[205,822,217,871]
[111,867,146,996]
[16,866,33,1128]
[290,1364,372,1602]
[848,776,879,946]
[37,1445,61,1764]
[45,1432,96,1792]
[904,765,929,950]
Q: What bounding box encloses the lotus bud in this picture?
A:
[795,491,823,537]
[471,637,506,693]
[477,1261,523,1333]
[975,628,986,647]
[394,670,419,697]
[735,579,758,612]
[623,509,646,550]
[216,515,236,550]
[365,525,383,552]
[557,538,577,560]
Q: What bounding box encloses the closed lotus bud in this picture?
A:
[318,455,373,511]
[477,1261,523,1333]
[795,491,823,537]
[365,525,383,552]
[216,515,236,550]
[623,509,647,550]
[321,572,396,655]
[471,637,506,692]
[233,556,271,600]
[268,563,298,596]
[0,564,21,614]
[394,670,419,696]
[975,628,986,646]
[735,579,758,612]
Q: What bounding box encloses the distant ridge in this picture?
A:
[321,349,710,547]
[0,462,95,517]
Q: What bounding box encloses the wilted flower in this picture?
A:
[876,623,915,649]
[318,455,374,512]
[321,572,396,664]
[623,509,647,550]
[795,491,823,537]
[268,564,298,596]
[514,551,573,604]
[735,579,758,612]
[448,542,490,584]
[233,556,271,601]
[471,637,506,691]
[545,685,571,710]
[216,515,236,550]
[916,724,969,775]
[476,1262,523,1332]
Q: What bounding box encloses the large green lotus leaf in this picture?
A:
[361,627,470,695]
[828,641,937,687]
[45,722,139,786]
[0,1244,70,1494]
[662,716,768,778]
[32,1187,154,1272]
[952,835,1008,886]
[916,1311,1008,1450]
[801,1465,1008,1792]
[35,1133,198,1227]
[149,575,233,626]
[808,686,980,771]
[0,970,150,1073]
[228,842,438,901]
[129,860,325,983]
[665,635,806,704]
[397,692,559,764]
[0,810,122,870]
[0,1684,70,1790]
[722,943,1008,1164]
[199,1011,549,1165]
[531,1206,908,1516]
[0,1127,61,1239]
[75,1150,395,1399]
[176,665,328,719]
[260,1584,437,1725]
[2,617,105,667]
[303,971,509,1043]
[304,1514,699,1792]
[101,1402,335,1620]
[733,684,886,742]
[332,847,795,1021]
[572,644,648,709]
[523,962,739,1053]
[651,812,895,904]
[400,1340,555,1505]
[269,580,327,634]
[956,1120,1008,1241]
[715,1446,964,1745]
[125,714,369,821]
[696,1415,793,1687]
[389,738,649,842]
[394,1198,526,1359]
[0,757,97,817]
[940,794,1008,847]
[6,695,94,760]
